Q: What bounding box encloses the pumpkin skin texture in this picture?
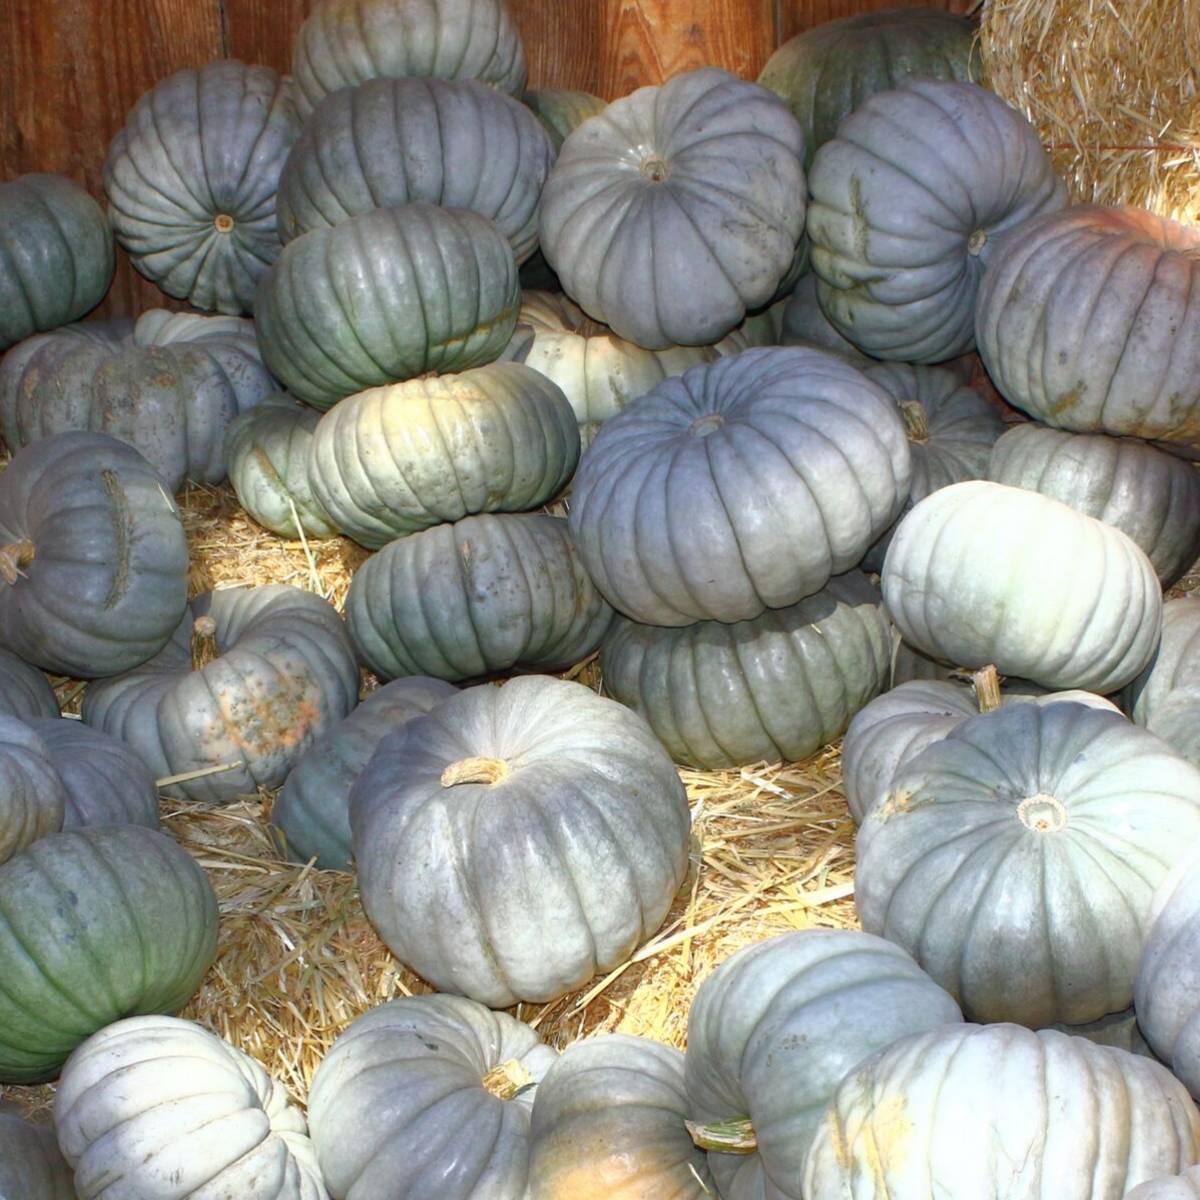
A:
[1126,599,1200,767]
[976,206,1200,452]
[570,348,912,626]
[277,77,554,265]
[291,0,528,119]
[55,1016,327,1200]
[307,994,557,1200]
[856,701,1200,1028]
[1128,1167,1200,1200]
[345,514,614,682]
[104,61,301,315]
[528,1035,713,1200]
[684,930,963,1200]
[350,676,691,1006]
[254,203,520,409]
[0,1107,76,1200]
[0,646,58,719]
[0,310,275,492]
[539,69,806,349]
[271,676,455,871]
[82,585,360,803]
[523,88,606,150]
[0,432,189,679]
[307,363,580,548]
[601,571,892,769]
[0,716,65,866]
[777,272,870,361]
[881,480,1162,693]
[801,1024,1200,1200]
[0,826,218,1083]
[807,81,1067,363]
[1049,1009,1157,1059]
[0,175,114,352]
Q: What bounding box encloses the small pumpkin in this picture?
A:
[0,646,58,719]
[105,61,301,314]
[254,203,520,410]
[523,88,606,150]
[55,1016,327,1200]
[1126,598,1200,767]
[350,676,691,1006]
[0,432,189,679]
[0,1106,75,1200]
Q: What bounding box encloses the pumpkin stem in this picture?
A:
[441,757,509,788]
[899,400,930,442]
[685,1117,758,1155]
[967,228,988,256]
[1017,792,1068,833]
[0,540,35,586]
[641,156,670,182]
[972,665,1002,713]
[214,213,236,234]
[191,615,219,670]
[481,1057,534,1100]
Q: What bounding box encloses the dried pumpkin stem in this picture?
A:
[214,213,236,233]
[972,664,1003,713]
[899,400,930,442]
[0,540,35,586]
[191,615,219,671]
[441,757,509,788]
[481,1057,534,1100]
[686,1117,758,1155]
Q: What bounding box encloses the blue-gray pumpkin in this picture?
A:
[0,1106,75,1199]
[1125,598,1200,768]
[0,647,57,720]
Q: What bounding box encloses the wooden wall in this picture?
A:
[0,0,978,319]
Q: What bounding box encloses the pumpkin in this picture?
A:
[226,396,338,540]
[0,716,65,866]
[105,61,301,315]
[807,80,1067,363]
[0,646,58,719]
[684,929,962,1200]
[802,1024,1200,1199]
[55,1016,327,1200]
[82,585,360,803]
[881,480,1162,693]
[0,432,189,679]
[345,514,613,682]
[1049,1009,1156,1059]
[0,826,218,1083]
[277,77,554,264]
[254,203,520,410]
[1126,598,1200,767]
[976,205,1200,453]
[291,0,528,119]
[539,68,806,349]
[529,1035,713,1200]
[776,272,869,361]
[759,7,978,170]
[271,676,455,871]
[1128,1167,1200,1199]
[307,363,580,548]
[600,571,892,769]
[523,88,606,150]
[988,423,1200,586]
[569,348,911,626]
[0,310,275,492]
[856,700,1200,1027]
[350,676,691,1006]
[307,994,557,1200]
[0,1106,75,1200]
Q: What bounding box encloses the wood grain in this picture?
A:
[511,0,605,94]
[778,0,979,44]
[221,0,317,73]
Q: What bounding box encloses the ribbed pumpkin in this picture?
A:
[0,432,189,679]
[523,88,606,149]
[882,480,1162,693]
[807,80,1067,362]
[308,995,556,1200]
[0,647,57,719]
[684,930,962,1200]
[570,348,911,626]
[55,1016,327,1200]
[0,1106,75,1200]
[1128,1167,1200,1200]
[802,1025,1200,1200]
[291,0,528,118]
[1126,598,1200,767]
[307,363,579,548]
[350,677,691,1006]
[278,77,553,263]
[777,272,870,361]
[601,571,892,769]
[104,61,301,314]
[0,716,64,866]
[254,203,520,409]
[0,826,218,1083]
[0,310,275,492]
[82,585,360,803]
[1050,1009,1157,1059]
[976,205,1200,453]
[345,514,613,682]
[539,69,806,348]
[0,174,114,351]
[271,676,456,871]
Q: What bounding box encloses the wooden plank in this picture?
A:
[221,0,316,74]
[511,0,605,94]
[779,0,979,44]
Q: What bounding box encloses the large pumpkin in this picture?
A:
[807,81,1067,362]
[1126,598,1200,767]
[881,480,1162,693]
[570,348,911,626]
[307,363,579,548]
[82,585,360,803]
[0,174,114,352]
[350,676,691,1006]
[0,646,57,719]
[0,432,189,678]
[307,994,557,1200]
[0,1106,75,1200]
[976,206,1200,453]
[857,701,1200,1027]
[601,571,892,769]
[105,61,301,314]
[345,514,613,682]
[523,88,606,150]
[0,826,218,1083]
[0,310,275,492]
[254,203,520,409]
[539,69,806,348]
